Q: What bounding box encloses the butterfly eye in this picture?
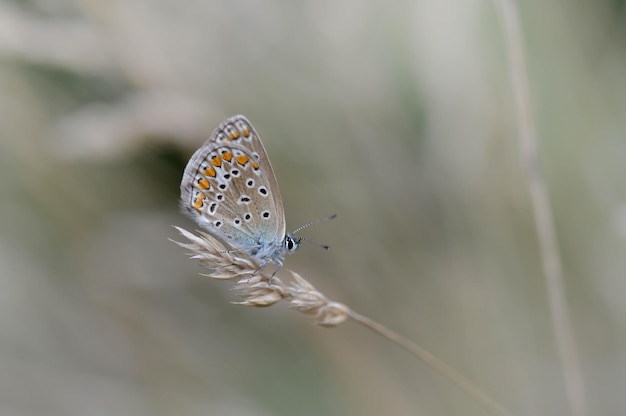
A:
[285,236,300,253]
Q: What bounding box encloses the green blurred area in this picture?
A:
[1,1,626,415]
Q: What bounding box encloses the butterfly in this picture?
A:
[180,115,304,271]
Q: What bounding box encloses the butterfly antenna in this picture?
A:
[299,236,331,251]
[291,214,338,235]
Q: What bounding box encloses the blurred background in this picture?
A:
[1,0,626,415]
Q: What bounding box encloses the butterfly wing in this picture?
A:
[180,115,286,256]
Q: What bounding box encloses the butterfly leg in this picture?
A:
[265,257,286,285]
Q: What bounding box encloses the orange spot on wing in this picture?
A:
[236,155,249,165]
[210,156,222,167]
[251,162,259,170]
[229,130,240,140]
[204,167,217,177]
[242,127,250,138]
[193,194,205,208]
[198,179,210,189]
[221,152,233,162]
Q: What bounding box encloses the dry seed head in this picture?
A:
[172,226,257,280]
[287,272,349,326]
[172,227,349,326]
[232,275,285,307]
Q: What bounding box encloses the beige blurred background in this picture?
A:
[1,1,626,415]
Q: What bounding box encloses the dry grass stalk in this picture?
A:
[492,2,587,415]
[172,226,516,416]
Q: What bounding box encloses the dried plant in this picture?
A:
[493,1,587,415]
[172,226,516,416]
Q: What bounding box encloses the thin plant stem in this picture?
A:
[348,309,516,416]
[492,2,588,415]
